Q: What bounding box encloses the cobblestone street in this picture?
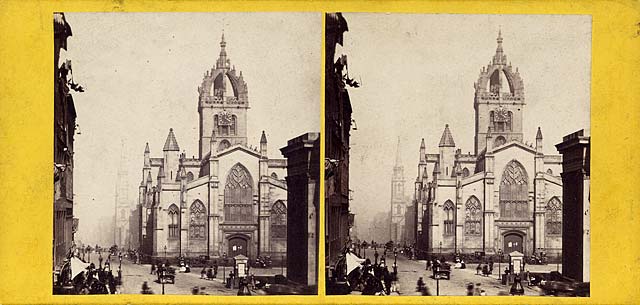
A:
[93,258,286,295]
[359,255,560,296]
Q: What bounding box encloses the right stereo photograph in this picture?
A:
[325,12,591,297]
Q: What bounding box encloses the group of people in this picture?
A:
[56,260,120,294]
[347,258,398,295]
[200,263,219,280]
[475,260,495,276]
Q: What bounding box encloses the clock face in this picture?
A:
[494,107,510,122]
[218,111,233,126]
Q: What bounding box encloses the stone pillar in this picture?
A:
[556,129,590,282]
[280,132,320,288]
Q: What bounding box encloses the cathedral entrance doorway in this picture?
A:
[503,233,524,254]
[228,236,248,257]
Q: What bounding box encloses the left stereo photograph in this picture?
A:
[53,12,321,295]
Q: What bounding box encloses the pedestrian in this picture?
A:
[200,267,206,279]
[489,260,494,273]
[474,283,482,296]
[141,281,153,294]
[150,263,156,275]
[466,282,474,296]
[213,262,218,278]
[476,263,482,275]
[207,267,213,280]
[426,259,431,271]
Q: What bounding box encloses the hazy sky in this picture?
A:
[341,13,591,229]
[65,13,321,245]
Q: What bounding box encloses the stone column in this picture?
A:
[280,132,320,288]
[556,129,590,282]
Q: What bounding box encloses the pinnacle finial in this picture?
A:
[260,130,267,144]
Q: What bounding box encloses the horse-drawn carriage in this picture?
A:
[433,263,451,280]
[158,266,176,284]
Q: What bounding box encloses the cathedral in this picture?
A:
[136,34,288,261]
[413,31,563,258]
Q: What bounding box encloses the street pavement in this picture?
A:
[97,259,286,295]
[362,255,560,296]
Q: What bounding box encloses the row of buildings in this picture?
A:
[53,13,80,272]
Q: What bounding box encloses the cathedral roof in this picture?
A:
[163,128,180,151]
[439,124,456,147]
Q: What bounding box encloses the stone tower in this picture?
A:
[473,30,525,154]
[390,137,406,244]
[115,140,130,248]
[197,33,249,159]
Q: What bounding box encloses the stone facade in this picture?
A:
[53,12,77,271]
[136,34,288,262]
[412,32,563,258]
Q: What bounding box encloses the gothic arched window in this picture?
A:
[224,163,254,222]
[546,197,562,235]
[464,196,482,235]
[443,200,455,235]
[499,160,529,219]
[271,201,287,239]
[167,204,179,238]
[189,200,206,239]
[186,171,194,182]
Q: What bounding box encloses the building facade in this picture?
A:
[53,12,78,270]
[325,12,353,267]
[413,32,563,258]
[136,34,288,261]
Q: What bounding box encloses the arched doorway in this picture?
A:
[228,236,248,257]
[503,233,524,253]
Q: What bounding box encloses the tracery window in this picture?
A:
[189,201,206,239]
[443,200,455,235]
[499,160,529,219]
[168,204,179,238]
[271,201,287,239]
[224,163,254,222]
[546,197,562,235]
[464,196,482,235]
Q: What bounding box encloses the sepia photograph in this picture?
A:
[325,12,591,296]
[53,12,320,295]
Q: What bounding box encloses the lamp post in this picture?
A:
[222,252,228,285]
[498,249,503,280]
[393,248,398,275]
[162,245,166,295]
[435,266,440,296]
[439,241,442,256]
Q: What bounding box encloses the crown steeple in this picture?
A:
[216,32,230,69]
[493,29,507,65]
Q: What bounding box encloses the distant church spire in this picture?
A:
[395,136,402,167]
